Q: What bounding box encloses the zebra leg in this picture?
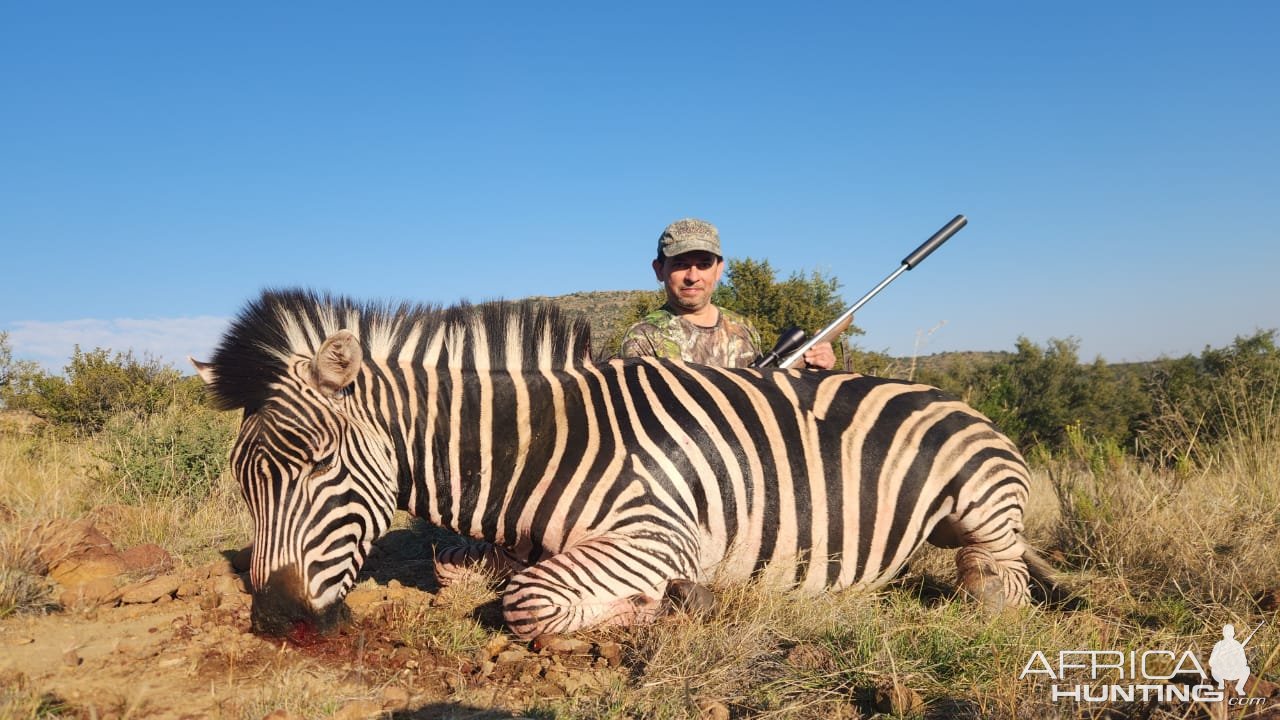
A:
[500,534,693,640]
[434,541,526,588]
[664,578,715,615]
[945,507,1033,611]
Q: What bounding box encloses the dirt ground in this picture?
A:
[0,524,625,720]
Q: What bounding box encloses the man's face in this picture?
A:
[653,251,724,313]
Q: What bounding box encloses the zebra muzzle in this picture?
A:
[250,565,351,640]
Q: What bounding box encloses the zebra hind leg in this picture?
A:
[955,544,1030,612]
[944,512,1034,612]
[501,535,687,640]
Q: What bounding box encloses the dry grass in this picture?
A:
[0,425,249,619]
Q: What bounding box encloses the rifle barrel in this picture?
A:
[776,215,966,369]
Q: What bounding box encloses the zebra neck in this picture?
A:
[377,365,580,542]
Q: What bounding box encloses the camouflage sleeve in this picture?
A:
[619,323,657,359]
[619,322,681,360]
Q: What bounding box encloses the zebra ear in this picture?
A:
[311,330,363,397]
[189,357,217,385]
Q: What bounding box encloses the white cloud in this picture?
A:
[5,316,231,372]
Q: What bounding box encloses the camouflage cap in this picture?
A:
[658,218,722,259]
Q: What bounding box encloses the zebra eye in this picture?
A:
[307,455,335,478]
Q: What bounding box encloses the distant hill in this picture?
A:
[906,350,1016,374]
[530,289,657,356]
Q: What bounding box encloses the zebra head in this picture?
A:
[194,327,396,638]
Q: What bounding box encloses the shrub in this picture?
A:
[1139,329,1280,467]
[94,402,237,506]
[917,337,1150,456]
[6,346,199,435]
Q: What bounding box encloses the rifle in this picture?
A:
[750,214,968,369]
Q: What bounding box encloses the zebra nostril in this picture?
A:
[250,564,317,637]
[249,565,353,639]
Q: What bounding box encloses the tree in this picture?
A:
[0,332,43,412]
[713,258,856,352]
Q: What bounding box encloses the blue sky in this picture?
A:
[3,3,1277,370]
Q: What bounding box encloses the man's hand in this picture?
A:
[803,342,836,370]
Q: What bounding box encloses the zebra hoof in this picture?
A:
[664,579,715,616]
[956,547,1008,612]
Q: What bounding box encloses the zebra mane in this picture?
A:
[202,288,594,412]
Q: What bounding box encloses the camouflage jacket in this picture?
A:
[618,305,763,368]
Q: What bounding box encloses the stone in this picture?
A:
[59,576,121,608]
[49,551,128,589]
[496,648,529,664]
[786,643,835,671]
[874,680,924,715]
[197,557,239,579]
[35,519,115,571]
[217,591,250,609]
[698,699,730,720]
[483,634,512,659]
[119,575,181,604]
[344,586,385,614]
[119,544,174,574]
[558,672,601,696]
[596,641,624,668]
[209,573,251,597]
[533,634,592,655]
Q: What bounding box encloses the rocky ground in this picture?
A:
[0,520,627,720]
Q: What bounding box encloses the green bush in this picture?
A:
[1140,329,1280,466]
[916,337,1149,455]
[94,402,238,505]
[914,331,1279,465]
[4,345,199,435]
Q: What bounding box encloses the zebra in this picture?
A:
[192,289,1055,640]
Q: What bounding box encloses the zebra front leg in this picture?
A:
[500,534,694,640]
[434,541,526,588]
